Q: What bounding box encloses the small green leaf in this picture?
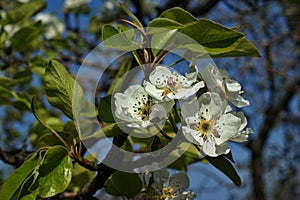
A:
[11,22,41,51]
[102,24,120,41]
[98,95,115,123]
[105,171,142,198]
[206,155,241,186]
[5,0,46,24]
[29,56,49,77]
[0,153,39,200]
[102,25,141,51]
[13,70,32,85]
[0,76,16,88]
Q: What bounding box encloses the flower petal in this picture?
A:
[181,99,199,119]
[169,173,190,193]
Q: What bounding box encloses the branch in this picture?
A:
[73,134,128,199]
[0,148,31,167]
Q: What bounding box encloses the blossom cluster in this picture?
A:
[114,64,252,157]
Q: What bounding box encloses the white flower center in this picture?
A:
[132,94,154,121]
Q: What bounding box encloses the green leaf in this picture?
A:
[206,155,241,186]
[168,144,203,170]
[0,153,39,200]
[5,0,46,24]
[29,56,49,77]
[12,91,32,111]
[105,171,142,198]
[148,18,184,29]
[38,132,75,148]
[180,19,244,45]
[107,58,132,95]
[82,123,124,145]
[44,60,95,119]
[30,146,73,198]
[159,7,198,24]
[151,29,178,56]
[13,70,32,85]
[0,76,16,88]
[203,36,261,57]
[102,25,141,51]
[11,22,41,51]
[102,24,120,41]
[98,95,115,123]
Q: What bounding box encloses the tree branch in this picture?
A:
[73,133,128,199]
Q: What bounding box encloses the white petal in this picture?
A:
[185,65,199,82]
[215,113,241,145]
[149,66,172,86]
[231,128,253,142]
[149,101,174,122]
[182,126,203,145]
[144,80,164,100]
[181,99,199,119]
[200,64,220,91]
[169,173,190,193]
[203,136,217,157]
[174,81,204,99]
[215,142,231,155]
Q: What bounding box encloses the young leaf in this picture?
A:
[30,146,73,198]
[105,171,142,198]
[11,21,41,51]
[44,60,95,119]
[5,0,46,24]
[102,25,141,51]
[0,153,39,200]
[206,155,242,186]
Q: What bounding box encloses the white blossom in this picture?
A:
[144,66,204,101]
[63,0,90,10]
[151,170,194,200]
[34,13,65,39]
[181,92,252,157]
[201,64,250,108]
[114,85,174,129]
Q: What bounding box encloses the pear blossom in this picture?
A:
[63,0,90,10]
[34,13,65,39]
[181,92,252,157]
[201,64,249,108]
[151,169,195,200]
[144,66,204,101]
[114,85,174,129]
